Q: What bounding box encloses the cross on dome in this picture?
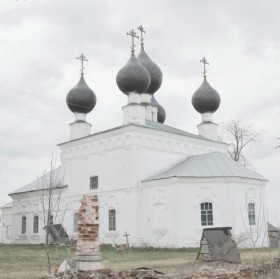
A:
[200,57,209,79]
[127,29,139,52]
[137,25,146,46]
[192,57,220,117]
[76,53,88,75]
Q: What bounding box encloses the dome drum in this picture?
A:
[201,112,214,122]
[74,112,87,122]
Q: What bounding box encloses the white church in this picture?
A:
[0,27,268,248]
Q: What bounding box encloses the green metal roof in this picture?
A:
[143,120,209,140]
[146,151,267,181]
[0,202,13,208]
[9,167,65,195]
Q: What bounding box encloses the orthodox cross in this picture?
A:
[137,25,146,46]
[200,57,209,79]
[127,29,139,52]
[76,53,88,75]
[123,231,130,247]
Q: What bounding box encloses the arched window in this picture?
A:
[109,209,116,231]
[33,216,39,234]
[248,203,256,225]
[201,202,213,226]
[21,216,26,234]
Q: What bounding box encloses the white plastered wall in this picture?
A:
[142,177,267,248]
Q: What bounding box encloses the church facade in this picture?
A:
[0,27,268,247]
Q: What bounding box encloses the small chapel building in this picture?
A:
[0,27,268,248]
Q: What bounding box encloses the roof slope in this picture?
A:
[9,167,65,195]
[146,151,267,181]
[0,202,13,208]
[143,120,215,141]
[59,120,226,146]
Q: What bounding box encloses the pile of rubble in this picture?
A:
[44,267,167,279]
[40,260,280,279]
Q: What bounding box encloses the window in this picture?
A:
[248,203,256,225]
[73,212,79,233]
[201,202,213,226]
[21,216,26,234]
[109,209,116,231]
[90,176,98,189]
[33,216,39,233]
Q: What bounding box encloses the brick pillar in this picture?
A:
[74,194,105,271]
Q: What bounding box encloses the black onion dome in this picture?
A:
[66,74,97,114]
[151,95,166,124]
[116,52,151,95]
[137,46,162,94]
[192,78,221,114]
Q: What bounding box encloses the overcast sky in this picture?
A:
[0,0,279,221]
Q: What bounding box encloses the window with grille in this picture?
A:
[33,216,39,234]
[73,212,79,233]
[90,176,98,189]
[21,216,26,234]
[109,209,116,231]
[248,203,256,225]
[201,202,213,226]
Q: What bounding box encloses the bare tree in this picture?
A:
[236,188,271,279]
[223,120,262,166]
[36,156,66,275]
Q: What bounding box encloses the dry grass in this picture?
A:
[0,244,278,278]
[0,244,75,279]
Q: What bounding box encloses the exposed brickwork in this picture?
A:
[76,195,100,255]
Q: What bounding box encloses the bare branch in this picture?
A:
[223,120,262,166]
[35,156,65,275]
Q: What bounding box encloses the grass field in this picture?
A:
[0,244,278,279]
